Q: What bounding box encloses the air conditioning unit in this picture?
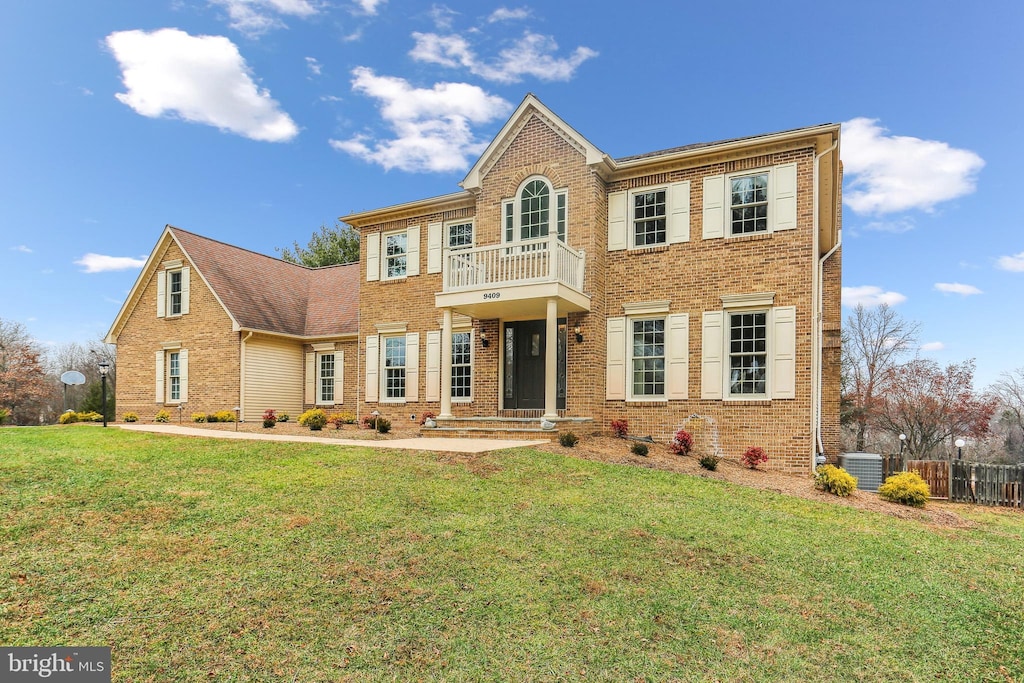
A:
[837,452,883,492]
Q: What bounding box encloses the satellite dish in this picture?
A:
[61,371,87,386]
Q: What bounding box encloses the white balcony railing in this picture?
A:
[442,235,586,293]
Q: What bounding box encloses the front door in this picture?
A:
[503,319,566,410]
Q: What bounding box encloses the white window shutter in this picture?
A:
[304,352,316,404]
[156,271,166,318]
[606,317,626,399]
[405,332,419,402]
[366,233,380,282]
[155,351,165,402]
[335,350,344,403]
[365,335,379,402]
[701,312,724,399]
[425,330,441,402]
[180,266,190,315]
[702,175,725,239]
[668,181,691,244]
[773,163,798,231]
[427,222,442,274]
[178,349,189,403]
[772,306,796,399]
[608,191,627,251]
[406,226,420,277]
[666,313,689,399]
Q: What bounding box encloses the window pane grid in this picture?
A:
[448,222,473,249]
[319,354,335,403]
[384,337,406,398]
[730,174,768,235]
[729,312,767,395]
[556,192,566,242]
[520,180,550,240]
[385,233,407,278]
[633,190,667,246]
[169,271,182,315]
[451,332,471,398]
[631,318,665,396]
[169,352,180,401]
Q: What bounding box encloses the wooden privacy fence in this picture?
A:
[950,461,1024,508]
[907,460,950,500]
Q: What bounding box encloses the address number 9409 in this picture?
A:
[483,292,501,300]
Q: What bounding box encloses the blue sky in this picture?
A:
[1,1,1021,388]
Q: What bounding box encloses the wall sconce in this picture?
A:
[480,331,489,347]
[574,324,583,343]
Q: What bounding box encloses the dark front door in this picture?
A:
[503,319,566,410]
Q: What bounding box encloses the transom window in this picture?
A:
[633,190,667,246]
[730,173,768,235]
[168,351,181,402]
[384,336,406,399]
[385,232,408,279]
[729,311,767,395]
[631,318,665,397]
[318,353,335,404]
[447,222,473,250]
[168,270,183,316]
[452,331,471,399]
[503,177,567,244]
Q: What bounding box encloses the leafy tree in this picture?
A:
[841,304,920,451]
[80,380,115,422]
[277,222,359,267]
[0,318,52,424]
[874,358,996,459]
[990,368,1024,461]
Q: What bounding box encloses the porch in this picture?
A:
[422,414,595,441]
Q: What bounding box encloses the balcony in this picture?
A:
[435,235,591,319]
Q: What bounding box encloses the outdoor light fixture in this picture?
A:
[97,361,110,428]
[899,433,906,457]
[955,438,965,460]
[480,331,489,347]
[234,406,241,431]
[574,324,583,343]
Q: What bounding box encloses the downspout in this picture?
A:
[239,331,253,421]
[811,139,839,469]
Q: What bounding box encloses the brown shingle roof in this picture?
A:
[614,124,836,163]
[169,226,358,337]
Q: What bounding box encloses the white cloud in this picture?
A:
[75,253,147,273]
[842,118,985,215]
[353,0,385,15]
[934,282,982,296]
[11,245,32,253]
[488,7,530,22]
[305,56,322,77]
[79,87,94,96]
[841,285,907,308]
[319,94,343,103]
[996,251,1024,272]
[428,5,458,29]
[209,0,318,37]
[331,68,511,172]
[410,30,597,83]
[920,341,945,352]
[860,217,916,234]
[106,28,299,143]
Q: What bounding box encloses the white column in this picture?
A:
[544,297,558,419]
[440,308,453,418]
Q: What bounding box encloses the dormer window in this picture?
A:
[503,176,567,244]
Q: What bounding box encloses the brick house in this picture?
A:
[108,94,841,472]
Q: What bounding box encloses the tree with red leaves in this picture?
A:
[0,319,52,425]
[875,358,997,459]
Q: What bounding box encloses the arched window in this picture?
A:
[503,176,567,244]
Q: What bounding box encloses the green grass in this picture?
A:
[2,427,1023,682]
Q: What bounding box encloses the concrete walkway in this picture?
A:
[116,423,548,454]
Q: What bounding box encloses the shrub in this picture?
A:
[742,446,768,469]
[262,409,277,428]
[0,407,9,425]
[611,419,629,438]
[814,464,858,497]
[213,410,236,423]
[154,410,171,423]
[277,413,290,423]
[630,442,648,457]
[375,417,392,434]
[669,428,693,456]
[59,411,79,424]
[879,471,930,508]
[79,411,103,422]
[361,414,377,429]
[122,412,139,423]
[191,413,207,423]
[327,412,356,429]
[298,408,327,431]
[559,431,579,447]
[419,411,437,426]
[699,453,721,471]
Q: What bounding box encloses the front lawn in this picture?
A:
[1,427,1022,681]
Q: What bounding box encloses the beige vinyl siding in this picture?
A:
[243,335,304,422]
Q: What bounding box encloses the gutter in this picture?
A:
[239,331,253,421]
[811,138,840,470]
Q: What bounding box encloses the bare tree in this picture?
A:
[0,318,53,424]
[841,304,920,450]
[990,368,1024,461]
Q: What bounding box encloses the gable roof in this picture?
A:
[106,226,359,343]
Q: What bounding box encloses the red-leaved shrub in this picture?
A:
[742,446,768,469]
[610,419,629,438]
[669,428,693,456]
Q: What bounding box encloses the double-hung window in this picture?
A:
[730,173,769,235]
[168,271,183,315]
[168,351,181,402]
[447,221,473,250]
[451,331,472,400]
[701,163,797,239]
[503,176,567,245]
[384,336,407,399]
[631,318,665,398]
[384,232,408,279]
[318,353,335,404]
[728,311,767,396]
[632,190,667,247]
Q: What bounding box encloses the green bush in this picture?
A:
[122,412,139,423]
[559,431,579,447]
[298,409,327,431]
[327,411,356,428]
[59,411,79,425]
[212,410,236,423]
[375,417,392,434]
[78,411,103,422]
[630,442,648,457]
[814,464,858,497]
[191,413,207,423]
[0,407,11,424]
[699,453,721,471]
[262,409,277,428]
[277,413,290,423]
[154,410,171,423]
[879,471,930,508]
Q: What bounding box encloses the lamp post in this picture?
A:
[234,406,241,431]
[955,438,965,461]
[898,433,906,459]
[97,361,110,428]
